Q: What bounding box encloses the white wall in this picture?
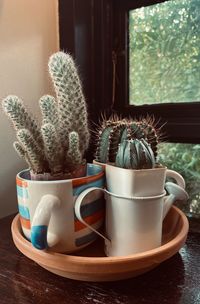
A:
[0,0,59,218]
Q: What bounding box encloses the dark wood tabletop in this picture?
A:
[0,214,200,304]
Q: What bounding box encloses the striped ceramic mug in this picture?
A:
[16,163,105,253]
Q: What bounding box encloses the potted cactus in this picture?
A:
[2,52,106,253]
[2,52,90,180]
[74,117,188,257]
[95,116,159,167]
[94,116,186,197]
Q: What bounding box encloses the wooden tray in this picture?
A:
[11,206,189,282]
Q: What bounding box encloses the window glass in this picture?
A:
[129,0,200,105]
[158,142,200,217]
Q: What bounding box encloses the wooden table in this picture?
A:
[0,214,200,304]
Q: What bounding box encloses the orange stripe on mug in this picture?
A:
[72,171,104,187]
[16,178,28,188]
[75,210,104,232]
[20,216,31,229]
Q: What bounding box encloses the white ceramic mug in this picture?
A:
[74,166,188,256]
[16,164,105,253]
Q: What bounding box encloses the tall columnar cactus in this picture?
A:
[115,138,156,170]
[2,52,90,179]
[95,116,161,165]
[48,52,90,154]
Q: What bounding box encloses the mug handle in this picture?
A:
[31,194,60,250]
[163,182,189,219]
[166,169,185,189]
[75,187,110,243]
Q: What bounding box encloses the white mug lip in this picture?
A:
[105,163,167,172]
[17,163,104,184]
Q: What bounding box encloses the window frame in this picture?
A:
[112,0,200,143]
[59,0,200,145]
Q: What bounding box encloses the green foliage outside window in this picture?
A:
[158,143,200,217]
[129,0,200,105]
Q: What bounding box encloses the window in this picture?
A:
[113,0,200,216]
[129,0,200,105]
[113,0,200,143]
[158,142,200,217]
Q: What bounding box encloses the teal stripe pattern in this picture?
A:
[17,186,28,199]
[18,205,30,219]
[73,179,104,196]
[74,197,105,220]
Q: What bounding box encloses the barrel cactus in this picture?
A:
[95,115,161,166]
[2,52,90,179]
[115,138,156,169]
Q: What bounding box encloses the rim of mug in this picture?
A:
[105,163,167,172]
[105,189,167,200]
[16,163,104,184]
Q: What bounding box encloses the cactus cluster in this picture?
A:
[95,116,162,170]
[2,52,90,179]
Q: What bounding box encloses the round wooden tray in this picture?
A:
[11,206,189,282]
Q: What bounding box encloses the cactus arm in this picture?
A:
[17,129,46,174]
[48,52,90,155]
[41,123,63,174]
[39,95,59,128]
[13,141,33,168]
[2,95,43,147]
[13,141,26,159]
[95,126,113,163]
[66,131,82,166]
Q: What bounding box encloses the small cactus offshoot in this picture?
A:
[2,52,90,179]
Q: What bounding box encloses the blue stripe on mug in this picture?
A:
[74,197,105,220]
[16,186,28,199]
[31,226,48,250]
[75,230,99,247]
[18,205,30,219]
[73,179,104,196]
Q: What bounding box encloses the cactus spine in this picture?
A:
[2,52,90,178]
